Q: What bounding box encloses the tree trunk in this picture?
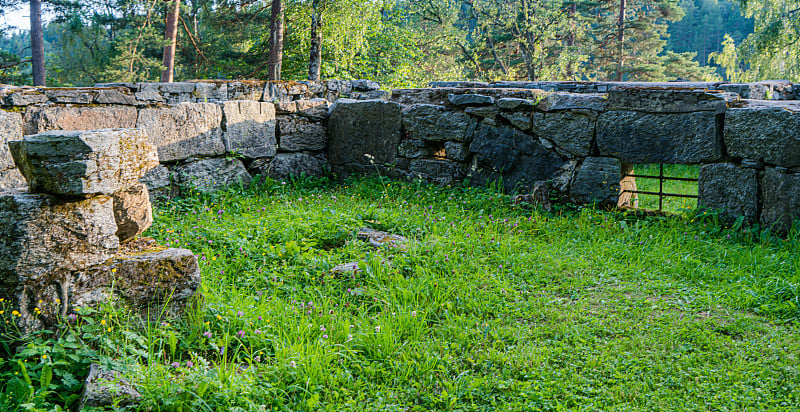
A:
[30,0,45,86]
[616,0,625,81]
[160,0,180,83]
[267,0,284,80]
[565,2,576,79]
[308,0,323,81]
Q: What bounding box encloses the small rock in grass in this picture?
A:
[79,363,141,410]
[357,228,408,250]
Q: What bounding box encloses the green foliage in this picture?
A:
[711,0,800,81]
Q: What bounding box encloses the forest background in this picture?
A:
[0,0,796,89]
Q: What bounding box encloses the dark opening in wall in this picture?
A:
[620,164,700,213]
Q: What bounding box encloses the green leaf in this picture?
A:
[40,363,53,390]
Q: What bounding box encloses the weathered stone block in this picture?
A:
[295,98,330,120]
[113,183,153,243]
[444,141,469,162]
[0,110,22,170]
[499,112,531,131]
[220,100,277,159]
[403,104,471,142]
[469,125,566,193]
[250,153,326,180]
[227,81,265,101]
[278,116,326,152]
[352,79,381,91]
[94,88,137,105]
[569,157,621,206]
[596,111,721,164]
[497,98,536,111]
[447,93,495,107]
[136,103,224,162]
[698,163,758,223]
[397,139,432,159]
[536,92,607,112]
[9,129,159,196]
[531,110,595,157]
[140,164,171,191]
[23,105,137,136]
[4,91,48,106]
[43,89,95,104]
[174,158,252,192]
[761,168,800,231]
[408,159,467,184]
[606,87,733,113]
[71,247,201,318]
[328,99,402,165]
[724,103,800,167]
[0,191,119,330]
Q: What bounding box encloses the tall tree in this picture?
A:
[616,0,625,81]
[267,0,283,80]
[161,0,180,82]
[30,0,46,85]
[308,0,324,81]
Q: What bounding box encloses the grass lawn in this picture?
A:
[2,175,799,411]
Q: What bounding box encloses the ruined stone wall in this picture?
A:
[2,79,799,230]
[0,79,386,195]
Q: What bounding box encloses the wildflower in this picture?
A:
[237,311,244,317]
[186,361,194,368]
[254,329,261,334]
[203,331,212,338]
[375,325,381,333]
[170,362,180,368]
[237,330,245,338]
[322,334,328,339]
[411,311,417,317]
[289,360,296,368]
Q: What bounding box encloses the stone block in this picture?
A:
[278,116,326,152]
[250,153,326,180]
[447,93,495,107]
[136,102,224,162]
[469,124,566,193]
[464,106,497,120]
[4,91,48,106]
[403,104,471,142]
[499,112,531,131]
[113,183,153,243]
[94,88,138,105]
[606,87,732,113]
[444,141,470,162]
[0,110,22,170]
[295,98,330,120]
[531,110,595,157]
[0,169,26,190]
[698,163,758,223]
[536,92,607,112]
[397,139,432,159]
[134,91,164,104]
[352,79,381,91]
[408,158,467,185]
[10,129,158,196]
[596,111,721,164]
[724,103,800,167]
[194,82,227,102]
[43,89,95,104]
[0,191,118,330]
[760,168,800,231]
[496,98,536,111]
[221,100,277,159]
[328,99,402,165]
[71,247,201,318]
[227,81,264,101]
[569,157,621,206]
[140,164,171,191]
[23,105,138,135]
[174,158,252,192]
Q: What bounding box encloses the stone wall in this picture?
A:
[0,79,385,195]
[2,79,799,230]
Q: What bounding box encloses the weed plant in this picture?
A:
[1,174,799,411]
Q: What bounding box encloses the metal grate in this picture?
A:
[621,164,698,211]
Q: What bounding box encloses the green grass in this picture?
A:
[628,164,699,213]
[2,175,800,411]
